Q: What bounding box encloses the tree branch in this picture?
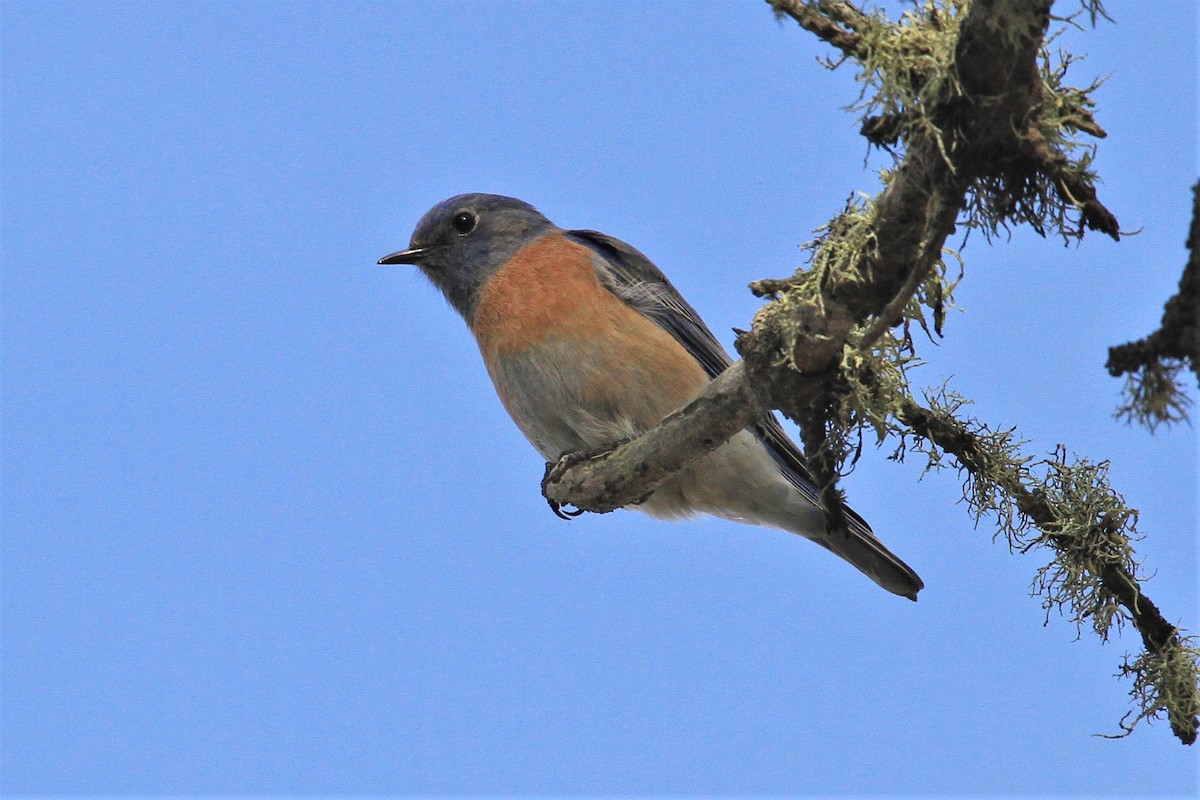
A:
[546,0,1119,552]
[769,0,864,59]
[541,362,761,514]
[539,0,1192,744]
[1107,180,1200,399]
[742,0,1092,407]
[898,395,1199,745]
[1022,122,1120,239]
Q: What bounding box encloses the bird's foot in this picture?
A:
[540,438,636,519]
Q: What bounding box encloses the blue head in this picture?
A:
[379,193,556,319]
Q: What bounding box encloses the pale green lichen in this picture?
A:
[804,193,881,293]
[1108,635,1200,741]
[837,360,1147,654]
[1025,446,1141,640]
[759,0,1196,741]
[889,390,1197,740]
[838,2,966,132]
[749,193,882,370]
[839,330,917,448]
[811,0,1112,242]
[904,393,1140,638]
[961,39,1110,242]
[1115,359,1193,432]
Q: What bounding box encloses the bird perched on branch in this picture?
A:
[380,193,923,600]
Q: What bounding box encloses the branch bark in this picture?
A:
[541,362,761,514]
[1107,180,1200,386]
[537,0,1193,745]
[898,396,1199,745]
[770,0,865,58]
[546,0,1114,535]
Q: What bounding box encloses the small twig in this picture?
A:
[541,362,761,514]
[815,0,871,32]
[767,0,865,59]
[794,392,853,541]
[1107,180,1200,385]
[897,396,1198,745]
[1022,124,1120,240]
[856,224,948,350]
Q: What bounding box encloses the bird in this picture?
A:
[380,193,923,600]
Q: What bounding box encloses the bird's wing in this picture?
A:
[565,229,733,380]
[566,229,925,600]
[566,228,875,529]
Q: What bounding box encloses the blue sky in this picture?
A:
[2,0,1196,795]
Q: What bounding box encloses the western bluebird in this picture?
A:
[380,193,923,600]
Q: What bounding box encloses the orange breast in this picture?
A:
[471,233,623,358]
[470,231,711,426]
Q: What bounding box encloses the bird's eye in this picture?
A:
[451,210,478,236]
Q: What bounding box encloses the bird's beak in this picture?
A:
[378,245,433,265]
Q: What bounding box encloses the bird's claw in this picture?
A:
[546,499,586,520]
[540,438,635,520]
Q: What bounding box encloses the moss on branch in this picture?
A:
[546,0,1196,745]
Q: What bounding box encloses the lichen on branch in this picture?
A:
[543,0,1197,746]
[1107,180,1200,428]
[894,391,1199,744]
[752,0,1194,744]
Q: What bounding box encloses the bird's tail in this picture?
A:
[807,516,924,601]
